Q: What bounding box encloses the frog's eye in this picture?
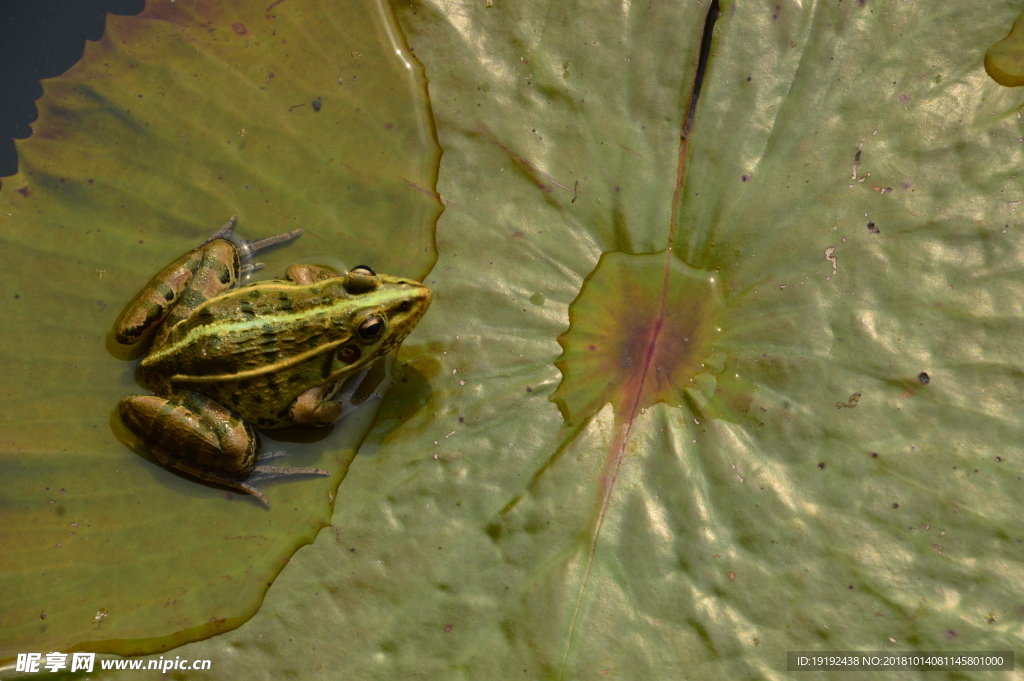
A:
[351,265,376,276]
[357,315,387,340]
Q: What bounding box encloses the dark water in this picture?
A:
[0,0,144,179]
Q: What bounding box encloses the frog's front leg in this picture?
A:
[289,368,377,427]
[289,384,345,427]
[118,390,328,507]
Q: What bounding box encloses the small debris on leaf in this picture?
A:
[836,392,861,409]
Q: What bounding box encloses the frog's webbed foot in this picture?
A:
[241,262,266,275]
[160,453,328,508]
[164,457,273,508]
[205,215,240,242]
[249,451,330,482]
[240,228,304,258]
[206,215,303,262]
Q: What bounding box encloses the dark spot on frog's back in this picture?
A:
[277,292,293,308]
[202,337,222,359]
[245,289,262,300]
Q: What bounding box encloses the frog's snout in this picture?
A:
[389,279,432,332]
[413,282,432,310]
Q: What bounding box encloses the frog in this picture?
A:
[113,216,432,506]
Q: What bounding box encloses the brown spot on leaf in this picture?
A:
[552,252,723,425]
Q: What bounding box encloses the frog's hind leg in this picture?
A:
[119,392,329,507]
[114,247,209,345]
[117,393,259,505]
[115,217,304,346]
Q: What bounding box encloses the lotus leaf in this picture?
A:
[0,0,438,664]
[7,0,1024,679]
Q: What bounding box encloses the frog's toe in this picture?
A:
[237,483,270,507]
[157,454,271,507]
[237,228,304,259]
[252,450,330,478]
[249,465,331,481]
[208,215,237,241]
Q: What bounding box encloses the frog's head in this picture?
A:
[324,266,432,378]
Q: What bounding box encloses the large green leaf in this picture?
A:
[8,0,1024,678]
[0,0,438,663]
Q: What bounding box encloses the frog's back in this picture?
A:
[141,279,355,382]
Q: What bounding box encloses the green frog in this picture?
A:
[114,216,432,506]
